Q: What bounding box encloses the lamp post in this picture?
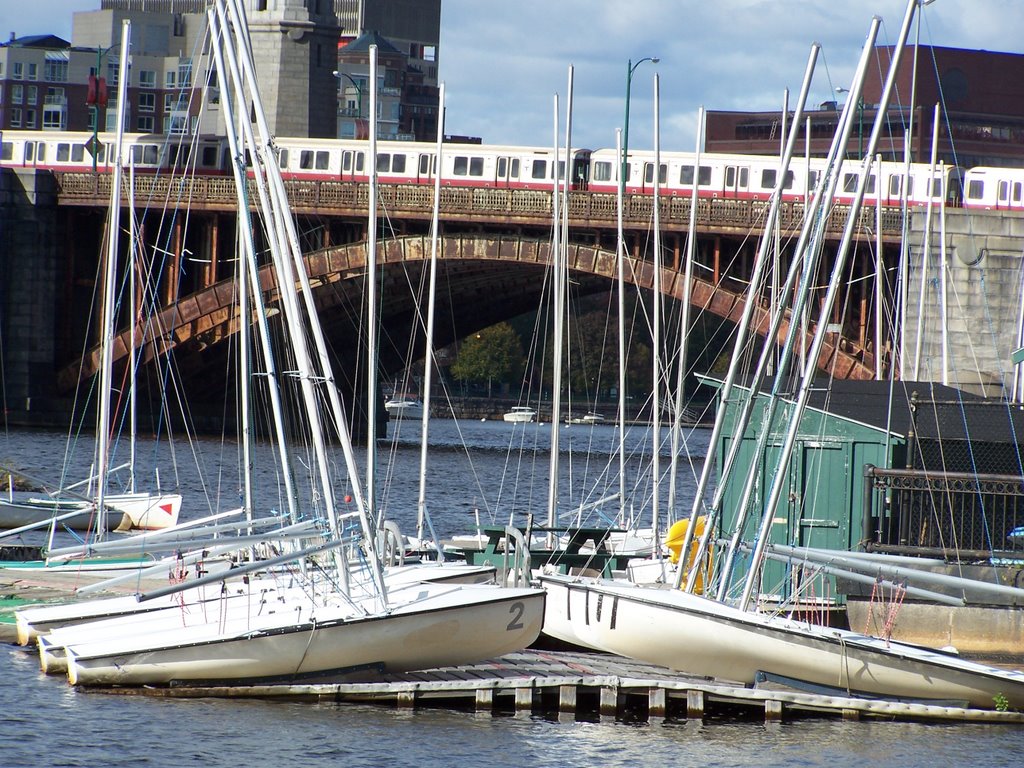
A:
[619,56,659,202]
[836,86,864,159]
[333,70,365,138]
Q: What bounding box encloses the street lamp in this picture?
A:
[619,56,659,200]
[333,69,365,138]
[836,85,864,160]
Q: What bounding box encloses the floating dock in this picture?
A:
[4,569,1024,724]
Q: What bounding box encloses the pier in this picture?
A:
[4,569,1023,725]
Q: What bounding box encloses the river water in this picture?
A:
[1,421,1023,766]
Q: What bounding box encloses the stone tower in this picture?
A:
[243,0,340,138]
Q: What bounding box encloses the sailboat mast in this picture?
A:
[614,127,628,524]
[651,72,662,549]
[416,82,445,551]
[95,20,132,537]
[367,44,380,529]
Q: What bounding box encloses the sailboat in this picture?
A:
[46,1,544,687]
[536,1,1024,711]
[0,21,180,538]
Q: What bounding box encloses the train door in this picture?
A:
[571,150,591,191]
[496,156,520,188]
[642,161,666,193]
[417,152,435,184]
[997,178,1013,210]
[723,164,749,198]
[341,149,365,181]
[24,139,47,167]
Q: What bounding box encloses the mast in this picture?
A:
[416,81,445,555]
[95,20,132,538]
[650,72,662,548]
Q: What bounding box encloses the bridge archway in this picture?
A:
[60,233,874,402]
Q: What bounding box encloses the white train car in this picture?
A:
[962,167,1024,211]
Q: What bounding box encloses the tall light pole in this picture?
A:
[619,56,659,202]
[836,85,864,159]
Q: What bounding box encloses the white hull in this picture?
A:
[538,573,1024,709]
[65,582,544,686]
[502,408,536,423]
[0,491,181,532]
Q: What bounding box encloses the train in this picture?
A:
[1,128,1021,212]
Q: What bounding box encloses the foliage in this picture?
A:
[451,322,525,391]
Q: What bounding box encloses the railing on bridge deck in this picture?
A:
[55,171,906,239]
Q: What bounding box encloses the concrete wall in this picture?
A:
[0,168,63,426]
[902,207,1024,397]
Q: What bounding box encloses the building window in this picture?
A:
[178,61,192,88]
[27,62,37,81]
[25,108,35,128]
[27,85,37,105]
[139,69,156,88]
[10,107,21,127]
[165,70,176,88]
[44,59,68,82]
[137,115,154,133]
[138,92,155,113]
[42,106,64,130]
[11,84,22,104]
[12,62,23,80]
[107,61,119,86]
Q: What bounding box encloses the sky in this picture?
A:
[9,1,1024,152]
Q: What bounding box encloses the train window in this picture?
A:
[36,143,46,162]
[592,161,613,182]
[72,144,84,162]
[454,156,469,176]
[643,163,666,184]
[510,159,520,178]
[557,160,566,182]
[300,150,316,170]
[532,159,547,180]
[842,173,858,193]
[278,148,289,168]
[199,145,218,168]
[315,151,329,170]
[998,180,1009,202]
[26,143,35,162]
[1014,183,1022,203]
[132,144,158,166]
[929,176,944,198]
[419,154,431,175]
[966,179,984,200]
[866,174,876,194]
[470,157,483,176]
[497,157,507,177]
[377,153,391,172]
[807,170,820,191]
[0,142,11,161]
[56,143,71,162]
[679,165,711,186]
[392,154,406,174]
[761,169,776,189]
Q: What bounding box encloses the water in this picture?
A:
[2,423,1023,766]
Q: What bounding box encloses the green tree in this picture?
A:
[451,322,525,396]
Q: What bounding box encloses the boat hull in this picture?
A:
[0,492,181,532]
[65,584,544,686]
[538,573,1024,709]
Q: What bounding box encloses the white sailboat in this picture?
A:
[0,21,180,537]
[44,2,545,687]
[535,1,1024,711]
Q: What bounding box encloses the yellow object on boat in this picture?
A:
[664,516,713,594]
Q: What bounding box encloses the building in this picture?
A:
[334,0,441,141]
[706,45,1024,169]
[0,0,342,139]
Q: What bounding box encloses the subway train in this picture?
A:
[1,128,1020,212]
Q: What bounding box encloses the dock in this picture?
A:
[4,569,1024,725]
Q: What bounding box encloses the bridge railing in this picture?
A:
[54,171,904,238]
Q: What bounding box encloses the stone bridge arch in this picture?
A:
[60,233,874,400]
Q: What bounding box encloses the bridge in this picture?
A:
[7,166,1015,429]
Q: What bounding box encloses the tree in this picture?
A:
[451,322,525,396]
